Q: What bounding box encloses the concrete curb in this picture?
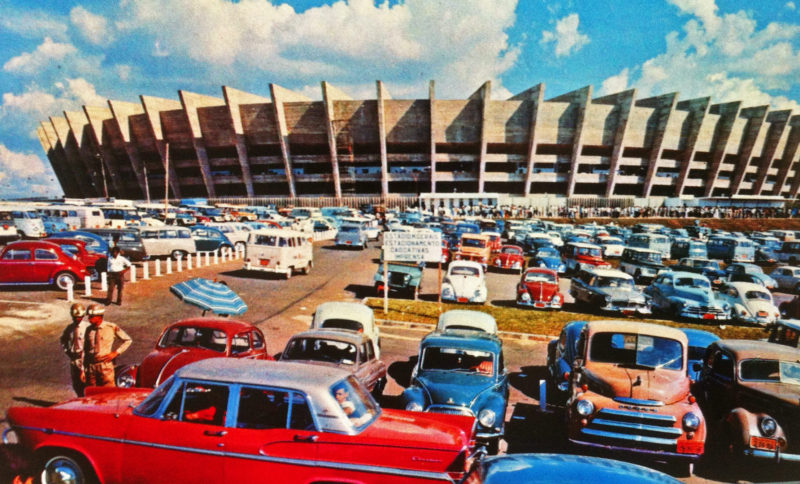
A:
[375,317,553,342]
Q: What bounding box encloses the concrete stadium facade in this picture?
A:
[37,81,800,201]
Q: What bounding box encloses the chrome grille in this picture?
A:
[427,405,474,417]
[683,305,725,316]
[580,408,681,451]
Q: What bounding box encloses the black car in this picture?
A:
[82,228,148,261]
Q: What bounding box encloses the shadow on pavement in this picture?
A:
[508,365,550,400]
[387,356,417,389]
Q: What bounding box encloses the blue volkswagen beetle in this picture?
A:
[532,246,565,273]
[680,328,719,382]
[545,320,587,404]
[401,328,508,454]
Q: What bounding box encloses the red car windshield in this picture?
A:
[590,332,683,370]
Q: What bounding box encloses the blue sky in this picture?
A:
[1,0,799,198]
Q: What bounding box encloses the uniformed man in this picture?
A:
[83,304,132,387]
[59,303,89,396]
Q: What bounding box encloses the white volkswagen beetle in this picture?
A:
[441,261,488,304]
[717,281,780,326]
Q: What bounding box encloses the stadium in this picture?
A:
[37,81,800,206]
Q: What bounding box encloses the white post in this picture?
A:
[166,258,172,274]
[66,279,74,302]
[205,251,210,266]
[143,261,150,280]
[176,256,183,272]
[187,253,193,270]
[196,252,202,268]
[214,249,219,264]
[130,265,137,283]
[84,276,92,297]
[221,248,227,262]
[100,272,108,292]
[539,379,547,411]
[155,259,161,277]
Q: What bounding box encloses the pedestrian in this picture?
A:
[83,304,132,387]
[59,303,89,396]
[106,246,131,305]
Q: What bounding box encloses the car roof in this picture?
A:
[3,240,62,250]
[437,310,497,334]
[287,329,368,345]
[724,281,769,292]
[585,268,631,278]
[314,301,373,321]
[567,242,601,249]
[423,329,502,350]
[669,271,709,279]
[586,320,688,342]
[175,358,349,389]
[524,267,558,275]
[167,318,257,333]
[624,247,660,254]
[449,260,484,270]
[715,339,800,360]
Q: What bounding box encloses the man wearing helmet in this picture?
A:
[83,304,132,387]
[60,303,89,396]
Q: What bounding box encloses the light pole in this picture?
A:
[95,152,109,199]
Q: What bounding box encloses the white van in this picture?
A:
[0,207,46,238]
[0,210,19,243]
[203,222,252,249]
[244,228,312,279]
[137,226,197,259]
[38,205,82,230]
[68,206,106,229]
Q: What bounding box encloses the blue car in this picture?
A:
[189,225,233,252]
[724,262,777,289]
[645,271,730,320]
[467,453,680,484]
[532,246,565,273]
[401,327,508,453]
[680,328,719,382]
[545,320,587,404]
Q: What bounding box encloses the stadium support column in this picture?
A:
[728,106,768,196]
[179,90,225,198]
[550,86,591,197]
[638,93,678,198]
[270,84,308,198]
[50,116,95,197]
[322,81,353,199]
[376,81,390,198]
[106,101,149,199]
[429,81,436,193]
[773,115,800,196]
[674,97,710,197]
[598,89,635,198]
[752,110,791,195]
[702,102,742,197]
[510,84,544,196]
[64,110,121,198]
[141,95,183,199]
[477,81,491,193]
[223,86,265,198]
[37,124,73,197]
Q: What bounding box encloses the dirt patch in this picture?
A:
[0,300,69,339]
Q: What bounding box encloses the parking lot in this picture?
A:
[1,237,798,483]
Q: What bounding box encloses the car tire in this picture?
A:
[301,262,311,275]
[54,272,76,291]
[39,451,97,484]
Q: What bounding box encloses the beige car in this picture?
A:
[137,226,197,259]
[280,329,388,396]
[455,233,491,271]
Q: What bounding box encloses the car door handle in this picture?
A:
[293,434,318,442]
[203,430,228,437]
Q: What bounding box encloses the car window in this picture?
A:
[359,343,368,363]
[745,290,771,301]
[159,326,228,353]
[450,266,480,277]
[231,332,251,354]
[320,318,364,332]
[524,271,556,284]
[590,332,683,370]
[134,376,177,417]
[710,351,734,380]
[164,381,229,426]
[236,387,291,429]
[2,249,30,260]
[34,249,58,260]
[421,346,494,373]
[251,330,265,350]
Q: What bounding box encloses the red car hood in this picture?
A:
[520,281,558,300]
[361,408,473,450]
[584,363,690,404]
[139,347,226,387]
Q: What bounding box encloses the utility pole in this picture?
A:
[96,152,109,199]
[164,142,170,215]
[143,162,151,203]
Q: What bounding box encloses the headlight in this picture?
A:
[474,289,483,297]
[403,274,411,281]
[604,295,612,304]
[558,264,566,272]
[539,262,546,268]
[552,294,562,304]
[116,371,136,388]
[682,412,700,431]
[575,399,594,417]
[405,401,423,412]
[520,292,531,301]
[478,409,496,427]
[442,285,453,296]
[759,416,777,437]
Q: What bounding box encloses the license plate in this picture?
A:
[534,302,545,308]
[345,241,351,244]
[622,310,634,315]
[757,311,768,317]
[702,313,715,320]
[457,297,467,303]
[750,436,777,451]
[259,259,270,266]
[676,440,704,454]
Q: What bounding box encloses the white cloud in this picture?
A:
[70,6,114,45]
[786,2,796,10]
[118,0,519,98]
[0,9,68,40]
[2,78,107,123]
[0,144,46,176]
[625,4,800,111]
[600,68,629,95]
[115,64,132,81]
[0,144,60,199]
[541,13,589,58]
[2,38,77,75]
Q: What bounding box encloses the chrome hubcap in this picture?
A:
[42,457,83,484]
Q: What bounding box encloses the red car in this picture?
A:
[491,245,525,273]
[5,359,479,484]
[516,268,563,309]
[45,238,107,278]
[116,318,272,388]
[441,239,451,264]
[0,240,88,290]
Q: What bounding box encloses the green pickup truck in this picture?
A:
[374,262,424,299]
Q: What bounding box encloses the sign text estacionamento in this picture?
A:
[382,231,442,262]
